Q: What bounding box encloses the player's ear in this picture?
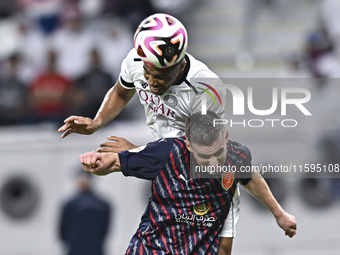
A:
[225,131,229,142]
[185,140,191,152]
[179,59,186,72]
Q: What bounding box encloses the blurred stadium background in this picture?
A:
[0,0,340,254]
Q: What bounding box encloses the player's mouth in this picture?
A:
[150,86,161,94]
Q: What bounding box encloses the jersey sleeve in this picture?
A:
[119,49,137,89]
[237,145,252,185]
[189,72,226,119]
[118,139,174,180]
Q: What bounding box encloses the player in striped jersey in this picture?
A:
[80,111,297,254]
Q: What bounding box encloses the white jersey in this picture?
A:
[119,49,225,139]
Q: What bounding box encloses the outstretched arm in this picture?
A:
[241,170,297,238]
[79,151,121,176]
[58,80,135,138]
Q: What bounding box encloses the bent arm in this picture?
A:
[94,79,136,128]
[241,170,297,237]
[79,151,121,176]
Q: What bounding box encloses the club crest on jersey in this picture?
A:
[193,203,210,215]
[163,95,178,107]
[222,172,234,191]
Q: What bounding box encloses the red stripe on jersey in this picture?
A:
[148,213,161,255]
[138,241,144,255]
[151,177,177,253]
[227,143,247,159]
[174,139,199,202]
[171,141,195,254]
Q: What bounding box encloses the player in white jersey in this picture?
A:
[119,48,224,139]
[58,13,237,255]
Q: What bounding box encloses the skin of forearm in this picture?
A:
[241,171,283,218]
[94,83,135,128]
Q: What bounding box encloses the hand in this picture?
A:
[58,116,100,138]
[97,136,138,153]
[79,151,104,173]
[275,211,297,238]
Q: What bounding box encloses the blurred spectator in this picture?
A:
[74,49,114,118]
[0,0,18,19]
[103,0,157,30]
[17,19,52,79]
[242,0,277,53]
[279,52,311,78]
[96,18,133,77]
[0,53,28,125]
[319,0,340,57]
[148,0,195,18]
[77,0,104,19]
[51,8,95,79]
[305,30,340,79]
[59,170,111,255]
[17,0,64,35]
[235,0,282,70]
[27,50,74,124]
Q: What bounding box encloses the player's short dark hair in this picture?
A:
[185,111,225,146]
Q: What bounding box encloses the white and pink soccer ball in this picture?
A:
[134,13,188,68]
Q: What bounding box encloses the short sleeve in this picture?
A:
[119,49,136,89]
[238,146,252,185]
[118,138,174,180]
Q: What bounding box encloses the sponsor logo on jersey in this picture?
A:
[163,95,178,107]
[175,203,217,227]
[138,90,176,119]
[222,172,234,191]
[193,203,210,215]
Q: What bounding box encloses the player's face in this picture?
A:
[143,62,184,95]
[187,133,228,175]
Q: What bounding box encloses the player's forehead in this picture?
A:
[192,135,226,155]
[143,62,176,75]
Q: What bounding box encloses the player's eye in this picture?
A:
[198,154,210,159]
[214,148,224,157]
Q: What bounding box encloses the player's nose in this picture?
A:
[147,76,158,86]
[208,157,218,166]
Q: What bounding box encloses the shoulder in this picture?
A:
[145,137,177,152]
[120,48,143,87]
[91,193,111,209]
[186,53,219,79]
[227,140,252,163]
[62,194,79,210]
[142,137,188,158]
[123,48,142,66]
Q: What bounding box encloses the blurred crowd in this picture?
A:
[0,0,160,126]
[285,0,340,81]
[2,0,340,127]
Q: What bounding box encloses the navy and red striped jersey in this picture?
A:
[119,137,252,255]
